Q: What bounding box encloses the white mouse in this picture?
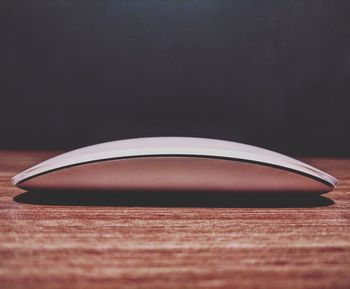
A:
[12,137,337,194]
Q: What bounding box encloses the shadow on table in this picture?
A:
[13,190,334,208]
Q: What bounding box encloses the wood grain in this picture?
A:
[0,151,349,289]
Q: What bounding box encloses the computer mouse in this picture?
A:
[12,137,337,194]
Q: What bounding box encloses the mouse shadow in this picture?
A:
[13,190,334,208]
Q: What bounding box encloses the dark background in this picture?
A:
[1,0,349,155]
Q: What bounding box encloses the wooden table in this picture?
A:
[1,151,349,289]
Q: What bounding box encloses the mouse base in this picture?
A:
[17,156,332,194]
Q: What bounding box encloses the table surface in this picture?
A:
[0,151,349,289]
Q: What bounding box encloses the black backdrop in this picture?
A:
[1,1,350,155]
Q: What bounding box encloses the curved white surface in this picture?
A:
[12,137,337,188]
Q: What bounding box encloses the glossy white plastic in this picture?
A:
[12,137,338,193]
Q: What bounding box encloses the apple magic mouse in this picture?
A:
[12,137,337,194]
